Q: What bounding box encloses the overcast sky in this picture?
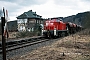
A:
[0,0,90,21]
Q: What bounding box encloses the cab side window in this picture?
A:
[56,19,60,22]
[56,19,60,24]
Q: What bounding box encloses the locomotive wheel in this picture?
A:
[47,31,51,38]
[61,32,65,37]
[58,33,61,37]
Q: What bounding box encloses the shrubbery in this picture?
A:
[78,29,90,35]
[15,24,42,38]
[16,30,41,38]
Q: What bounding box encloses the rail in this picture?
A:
[0,36,47,53]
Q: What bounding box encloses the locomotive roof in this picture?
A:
[46,19,63,22]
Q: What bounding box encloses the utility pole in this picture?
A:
[1,7,6,60]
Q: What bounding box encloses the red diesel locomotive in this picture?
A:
[42,19,69,38]
[42,18,82,38]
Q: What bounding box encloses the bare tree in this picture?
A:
[0,10,3,17]
[0,10,3,34]
[0,10,3,21]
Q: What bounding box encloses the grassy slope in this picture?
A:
[83,13,90,28]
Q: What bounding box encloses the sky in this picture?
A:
[0,0,90,21]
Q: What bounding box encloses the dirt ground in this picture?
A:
[9,29,90,60]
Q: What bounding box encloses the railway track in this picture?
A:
[0,36,50,53]
[0,35,67,60]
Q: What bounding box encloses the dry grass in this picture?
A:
[0,32,18,41]
[8,29,90,60]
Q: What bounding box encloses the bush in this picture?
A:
[16,31,41,38]
[16,31,32,38]
[78,29,90,35]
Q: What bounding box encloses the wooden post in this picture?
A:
[1,17,6,60]
[1,7,6,60]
